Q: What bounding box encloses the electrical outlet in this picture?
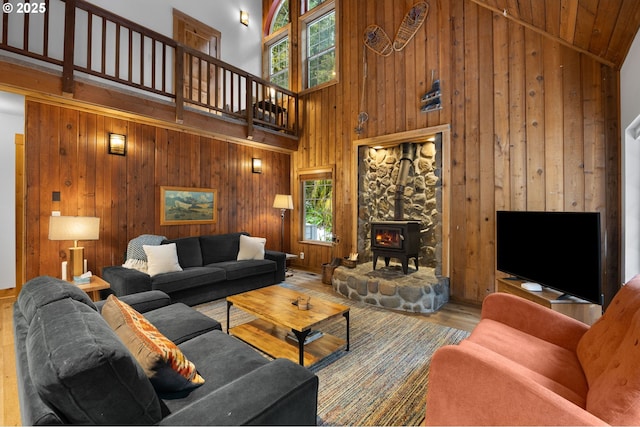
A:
[299,252,305,260]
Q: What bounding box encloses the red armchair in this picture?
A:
[425,275,640,425]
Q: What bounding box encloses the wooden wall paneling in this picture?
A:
[562,47,585,211]
[589,2,622,60]
[543,38,564,212]
[227,143,239,233]
[581,57,605,214]
[508,21,527,211]
[25,101,44,279]
[478,6,496,298]
[462,1,481,302]
[606,1,640,66]
[493,12,510,212]
[573,0,598,50]
[544,0,561,38]
[105,116,128,266]
[525,32,546,210]
[78,111,99,273]
[559,0,578,43]
[449,0,467,300]
[603,64,620,307]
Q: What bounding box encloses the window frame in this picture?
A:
[298,166,335,246]
[264,29,290,89]
[299,0,338,92]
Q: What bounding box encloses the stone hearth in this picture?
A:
[332,262,450,313]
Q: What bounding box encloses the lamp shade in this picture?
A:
[48,216,100,245]
[273,194,293,210]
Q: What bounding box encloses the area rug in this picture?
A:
[195,283,469,426]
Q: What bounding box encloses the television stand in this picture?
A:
[496,278,602,325]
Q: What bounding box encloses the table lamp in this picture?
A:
[273,194,293,252]
[49,216,100,280]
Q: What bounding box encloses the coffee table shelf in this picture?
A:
[226,285,350,367]
[230,319,347,367]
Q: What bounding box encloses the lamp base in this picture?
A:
[69,246,85,279]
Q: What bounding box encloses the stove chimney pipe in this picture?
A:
[394,143,415,220]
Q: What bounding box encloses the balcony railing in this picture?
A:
[0,0,298,137]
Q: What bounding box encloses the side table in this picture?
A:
[74,275,111,301]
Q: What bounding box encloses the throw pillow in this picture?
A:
[101,295,205,393]
[143,243,183,276]
[237,234,266,260]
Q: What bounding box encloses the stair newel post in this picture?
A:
[62,0,76,95]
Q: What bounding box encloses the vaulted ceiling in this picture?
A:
[470,0,640,69]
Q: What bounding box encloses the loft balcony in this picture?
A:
[0,0,298,150]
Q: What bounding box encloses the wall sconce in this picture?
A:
[240,10,249,26]
[252,158,262,173]
[108,133,127,156]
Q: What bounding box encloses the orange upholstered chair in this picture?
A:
[424,275,640,426]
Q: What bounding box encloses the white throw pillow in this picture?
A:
[237,235,266,260]
[143,243,183,276]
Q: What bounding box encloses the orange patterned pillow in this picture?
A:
[102,295,205,393]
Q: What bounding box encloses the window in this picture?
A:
[300,169,333,243]
[269,37,289,89]
[265,0,290,89]
[264,0,337,91]
[305,10,336,88]
[271,0,290,32]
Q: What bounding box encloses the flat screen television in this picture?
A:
[496,210,602,305]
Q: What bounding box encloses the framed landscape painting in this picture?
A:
[160,186,217,225]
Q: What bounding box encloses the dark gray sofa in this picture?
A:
[102,232,286,306]
[13,276,319,425]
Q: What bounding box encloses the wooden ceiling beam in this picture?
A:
[468,0,616,68]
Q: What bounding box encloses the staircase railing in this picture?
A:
[0,0,297,137]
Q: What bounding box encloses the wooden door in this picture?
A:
[173,9,221,109]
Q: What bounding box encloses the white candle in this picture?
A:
[61,261,67,281]
[84,259,87,274]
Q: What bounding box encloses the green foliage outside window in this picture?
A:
[270,38,289,89]
[271,0,289,32]
[303,179,333,242]
[307,11,336,87]
[307,0,326,10]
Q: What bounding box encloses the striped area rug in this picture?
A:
[195,283,470,426]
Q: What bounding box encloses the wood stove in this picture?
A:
[371,221,420,274]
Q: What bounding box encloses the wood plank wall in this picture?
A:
[275,0,620,305]
[24,100,291,281]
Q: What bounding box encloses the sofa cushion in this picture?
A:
[468,318,588,399]
[27,298,162,425]
[164,236,203,268]
[18,275,96,323]
[237,234,266,260]
[200,232,246,264]
[144,243,183,276]
[151,266,226,294]
[210,259,276,281]
[582,309,640,424]
[102,295,205,393]
[578,275,640,384]
[161,329,271,413]
[144,302,222,344]
[577,275,640,425]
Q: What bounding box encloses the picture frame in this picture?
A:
[160,186,217,225]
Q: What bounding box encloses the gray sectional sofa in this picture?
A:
[102,232,286,306]
[13,276,319,425]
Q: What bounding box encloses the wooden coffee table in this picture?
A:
[226,285,350,367]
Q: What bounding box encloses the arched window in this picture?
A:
[265,0,290,89]
[263,0,337,91]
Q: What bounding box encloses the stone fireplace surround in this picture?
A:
[331,128,451,313]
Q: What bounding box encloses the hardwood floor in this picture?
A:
[0,269,480,426]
